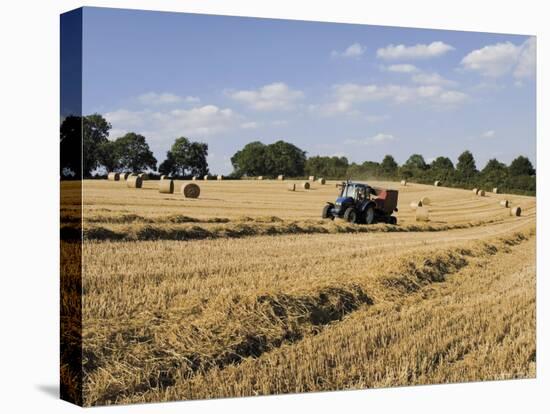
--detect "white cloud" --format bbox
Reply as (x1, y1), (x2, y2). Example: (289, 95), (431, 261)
(411, 72), (457, 86)
(331, 43), (366, 58)
(319, 82), (467, 114)
(438, 90), (468, 104)
(345, 133), (395, 146)
(481, 130), (496, 138)
(461, 37), (535, 79)
(228, 82), (304, 111)
(461, 42), (519, 77)
(377, 41), (454, 60)
(105, 104), (239, 144)
(240, 121), (259, 129)
(184, 96), (201, 104)
(514, 37), (536, 79)
(386, 64), (419, 73)
(366, 114), (390, 123)
(136, 92), (201, 106)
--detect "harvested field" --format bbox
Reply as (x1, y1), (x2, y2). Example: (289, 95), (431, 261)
(62, 179), (536, 406)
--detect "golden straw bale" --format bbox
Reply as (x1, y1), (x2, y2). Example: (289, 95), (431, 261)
(409, 200), (423, 210)
(400, 180), (407, 186)
(278, 174), (285, 180)
(420, 196), (431, 205)
(493, 187), (499, 194)
(287, 183), (295, 191)
(204, 175), (209, 180)
(258, 176), (263, 180)
(478, 189), (485, 197)
(434, 180), (441, 186)
(217, 175), (223, 180)
(302, 182), (310, 190)
(500, 200), (510, 208)
(158, 179), (174, 194)
(473, 188), (479, 195)
(126, 175), (142, 188)
(107, 172), (120, 181)
(138, 173), (149, 180)
(182, 183), (200, 198)
(308, 175), (315, 181)
(415, 206), (430, 222)
(510, 206), (522, 216)
(318, 178), (326, 185)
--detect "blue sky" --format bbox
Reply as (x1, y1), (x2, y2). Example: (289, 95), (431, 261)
(81, 7), (536, 174)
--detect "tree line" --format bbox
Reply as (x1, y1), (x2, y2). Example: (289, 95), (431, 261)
(60, 114), (209, 178)
(230, 141), (535, 196)
(61, 113), (535, 195)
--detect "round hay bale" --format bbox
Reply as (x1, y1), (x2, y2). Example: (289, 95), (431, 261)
(160, 175), (167, 180)
(257, 176), (263, 180)
(499, 200), (510, 208)
(191, 176), (197, 181)
(204, 175), (209, 180)
(415, 206), (430, 222)
(472, 188), (479, 195)
(138, 173), (149, 181)
(182, 183), (200, 198)
(308, 175), (315, 181)
(434, 180), (441, 187)
(158, 179), (174, 194)
(126, 175), (142, 188)
(302, 182), (310, 190)
(510, 206), (522, 217)
(217, 175), (223, 180)
(120, 172), (129, 180)
(478, 189), (485, 197)
(278, 174), (285, 181)
(107, 172), (120, 181)
(318, 178), (326, 185)
(420, 196), (431, 206)
(493, 187), (499, 194)
(400, 180), (407, 186)
(409, 200), (423, 210)
(287, 183), (296, 191)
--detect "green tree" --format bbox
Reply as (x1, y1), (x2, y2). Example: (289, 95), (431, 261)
(114, 133), (157, 172)
(305, 156), (349, 178)
(430, 156), (454, 181)
(60, 115), (82, 178)
(169, 137), (209, 176)
(404, 154), (428, 171)
(97, 140), (120, 173)
(431, 156), (454, 171)
(380, 155), (398, 176)
(481, 158), (508, 185)
(230, 141), (268, 176)
(83, 114), (111, 176)
(509, 156), (535, 176)
(158, 151), (176, 176)
(264, 140), (307, 177)
(456, 150), (478, 181)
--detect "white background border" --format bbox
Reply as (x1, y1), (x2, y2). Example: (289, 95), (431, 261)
(0, 1), (546, 412)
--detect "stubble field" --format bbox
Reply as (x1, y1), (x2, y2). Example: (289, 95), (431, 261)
(61, 178), (536, 406)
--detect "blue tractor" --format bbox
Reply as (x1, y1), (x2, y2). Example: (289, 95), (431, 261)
(322, 181), (399, 224)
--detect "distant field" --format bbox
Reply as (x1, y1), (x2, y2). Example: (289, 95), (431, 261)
(61, 179), (536, 406)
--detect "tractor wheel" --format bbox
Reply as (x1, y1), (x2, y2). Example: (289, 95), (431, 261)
(365, 206), (375, 224)
(388, 216), (397, 225)
(322, 204), (332, 220)
(343, 207), (358, 224)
